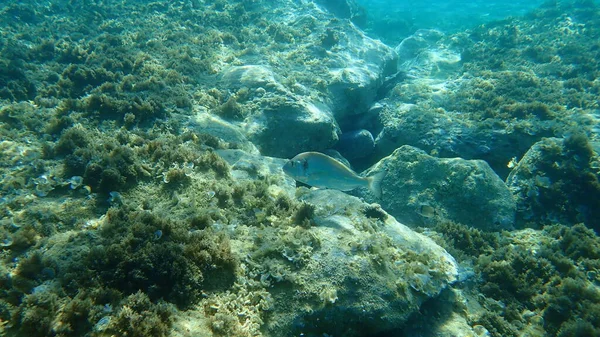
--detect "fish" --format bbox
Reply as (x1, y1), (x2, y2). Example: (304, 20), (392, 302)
(418, 204), (436, 218)
(282, 152), (386, 198)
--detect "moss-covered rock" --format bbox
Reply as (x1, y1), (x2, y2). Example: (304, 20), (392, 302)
(507, 135), (600, 230)
(365, 145), (516, 231)
(375, 1), (600, 178)
(4, 202), (237, 335)
(0, 59), (37, 101)
(426, 220), (500, 261)
(110, 291), (174, 337)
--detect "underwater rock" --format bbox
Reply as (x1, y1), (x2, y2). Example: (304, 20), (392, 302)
(374, 30), (488, 166)
(216, 148), (292, 185)
(395, 29), (461, 79)
(372, 15), (600, 180)
(326, 33), (398, 121)
(215, 66), (342, 158)
(313, 0), (366, 27)
(221, 65), (285, 92)
(187, 149), (458, 336)
(335, 129), (375, 160)
(190, 113), (259, 154)
(373, 102), (556, 179)
(214, 65), (343, 158)
(506, 136), (600, 230)
(365, 145), (516, 231)
(258, 188), (457, 336)
(374, 28), (565, 178)
(248, 97), (340, 158)
(401, 287), (490, 337)
(396, 29), (443, 60)
(374, 105), (470, 163)
(200, 5), (399, 159)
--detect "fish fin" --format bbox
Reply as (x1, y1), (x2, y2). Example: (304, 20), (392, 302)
(367, 170), (386, 199)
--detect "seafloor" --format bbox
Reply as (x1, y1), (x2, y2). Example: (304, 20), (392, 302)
(1, 0), (600, 337)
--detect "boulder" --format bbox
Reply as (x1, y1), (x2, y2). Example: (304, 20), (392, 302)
(335, 129), (375, 160)
(220, 65), (286, 93)
(373, 102), (557, 179)
(246, 96), (340, 158)
(365, 145), (516, 231)
(506, 136), (600, 230)
(212, 65), (341, 158)
(326, 30), (398, 121)
(190, 112), (259, 154)
(201, 9), (398, 159)
(395, 29), (461, 79)
(373, 28), (573, 179)
(210, 149), (459, 337)
(313, 0), (367, 27)
(374, 105), (470, 161)
(262, 189), (457, 336)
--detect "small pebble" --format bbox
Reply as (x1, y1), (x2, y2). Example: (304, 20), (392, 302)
(108, 191), (123, 205)
(0, 236), (13, 247)
(94, 316), (111, 331)
(69, 176), (84, 189)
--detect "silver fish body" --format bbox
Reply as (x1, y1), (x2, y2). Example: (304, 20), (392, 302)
(282, 152), (385, 198)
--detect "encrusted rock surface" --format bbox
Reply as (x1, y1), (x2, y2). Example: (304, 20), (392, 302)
(365, 145), (516, 231)
(195, 3), (397, 158)
(335, 128), (375, 160)
(506, 136), (600, 230)
(211, 149), (458, 337)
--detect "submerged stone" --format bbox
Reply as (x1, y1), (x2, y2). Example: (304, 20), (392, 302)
(94, 316), (111, 331)
(506, 137), (600, 229)
(364, 145), (516, 231)
(255, 188), (457, 336)
(335, 129), (375, 160)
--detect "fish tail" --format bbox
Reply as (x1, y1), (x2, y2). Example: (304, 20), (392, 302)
(367, 170), (386, 199)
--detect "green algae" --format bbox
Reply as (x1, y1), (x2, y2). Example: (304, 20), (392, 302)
(83, 207), (237, 307)
(1, 201), (238, 336)
(424, 220), (499, 261)
(0, 115), (318, 337)
(428, 221), (600, 337)
(292, 201), (316, 227)
(0, 0), (599, 336)
(379, 1), (600, 179)
(0, 100), (254, 337)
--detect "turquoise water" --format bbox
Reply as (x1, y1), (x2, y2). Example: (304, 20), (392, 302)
(1, 1), (600, 336)
(359, 0), (548, 43)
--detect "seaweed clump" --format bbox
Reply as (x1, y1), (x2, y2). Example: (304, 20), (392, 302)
(293, 201), (316, 227)
(53, 125), (230, 194)
(55, 125), (148, 193)
(80, 207), (238, 308)
(427, 220), (600, 337)
(428, 220), (499, 261)
(0, 59), (37, 101)
(464, 223), (600, 337)
(110, 291), (174, 337)
(3, 205), (237, 337)
(363, 203), (388, 221)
